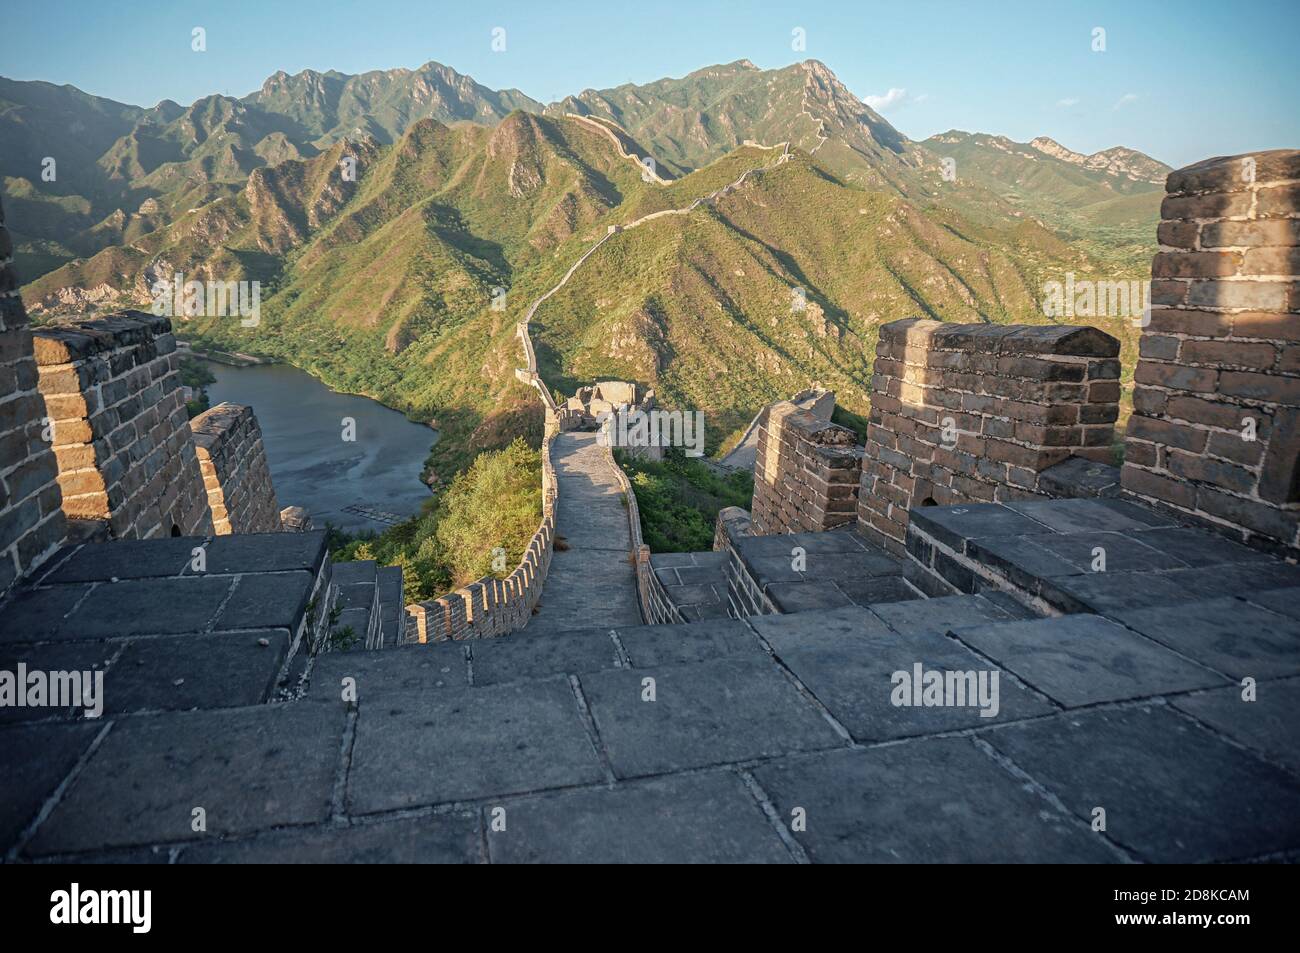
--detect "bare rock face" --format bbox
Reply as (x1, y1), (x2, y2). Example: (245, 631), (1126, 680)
(1030, 136), (1168, 184)
(607, 306), (667, 376)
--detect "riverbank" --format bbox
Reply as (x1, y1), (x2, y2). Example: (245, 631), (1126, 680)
(203, 361), (438, 534)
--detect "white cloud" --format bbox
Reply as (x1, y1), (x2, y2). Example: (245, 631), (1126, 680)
(1113, 93), (1138, 110)
(1056, 97), (1079, 107)
(864, 87), (908, 111)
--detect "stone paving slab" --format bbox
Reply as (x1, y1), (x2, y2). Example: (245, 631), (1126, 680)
(1172, 677), (1300, 776)
(487, 772), (793, 864)
(1161, 562), (1300, 600)
(337, 582), (376, 610)
(1, 721), (102, 851)
(65, 577), (236, 639)
(377, 566), (403, 619)
(752, 738), (1117, 863)
(1247, 587), (1300, 620)
(751, 606), (1053, 741)
(766, 581), (854, 613)
(869, 593), (1020, 636)
(40, 538), (196, 584)
(1043, 570), (1198, 614)
(580, 656), (843, 777)
(662, 582), (722, 606)
(331, 560), (376, 586)
(184, 531), (328, 576)
(735, 530), (870, 560)
(1127, 527), (1277, 568)
(347, 677), (605, 812)
(679, 601), (732, 621)
(1108, 598), (1300, 680)
(0, 642), (116, 723)
(952, 615), (1227, 708)
(673, 565), (727, 586)
(103, 629), (290, 714)
(649, 553), (697, 569)
(469, 627), (622, 685)
(982, 704), (1300, 862)
(213, 570), (315, 631)
(613, 619), (760, 667)
(740, 554), (806, 586)
(308, 643), (467, 701)
(335, 608), (371, 648)
(908, 504), (1052, 552)
(1001, 498), (1168, 535)
(1028, 531), (1187, 573)
(0, 584), (93, 643)
(26, 702), (345, 856)
(829, 575), (917, 607)
(965, 535), (1082, 595)
(179, 814), (481, 864)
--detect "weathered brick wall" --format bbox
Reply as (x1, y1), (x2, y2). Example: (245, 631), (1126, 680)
(0, 197), (66, 595)
(751, 401), (863, 535)
(1124, 149), (1300, 559)
(191, 402), (282, 534)
(32, 311), (213, 539)
(859, 318), (1121, 553)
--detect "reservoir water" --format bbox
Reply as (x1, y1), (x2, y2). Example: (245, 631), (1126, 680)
(204, 361), (436, 533)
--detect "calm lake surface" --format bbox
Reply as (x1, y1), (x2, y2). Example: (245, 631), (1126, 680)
(205, 362), (435, 533)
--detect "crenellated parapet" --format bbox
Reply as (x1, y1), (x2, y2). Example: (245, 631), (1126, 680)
(0, 197), (67, 595)
(1124, 149), (1300, 559)
(31, 311), (214, 539)
(191, 402), (283, 534)
(858, 318), (1121, 553)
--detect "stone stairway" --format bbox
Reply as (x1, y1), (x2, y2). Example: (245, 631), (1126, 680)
(330, 560), (404, 650)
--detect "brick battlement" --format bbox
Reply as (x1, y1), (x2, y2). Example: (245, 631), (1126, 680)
(1125, 149), (1300, 559)
(0, 197), (66, 595)
(858, 318), (1121, 552)
(32, 310), (213, 539)
(751, 402), (862, 536)
(191, 402), (283, 534)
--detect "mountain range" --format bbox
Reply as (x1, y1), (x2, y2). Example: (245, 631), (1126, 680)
(1, 59), (1168, 477)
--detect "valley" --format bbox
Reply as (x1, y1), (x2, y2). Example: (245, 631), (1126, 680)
(3, 58), (1165, 480)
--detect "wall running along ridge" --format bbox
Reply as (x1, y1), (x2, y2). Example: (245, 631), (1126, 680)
(404, 322), (559, 641)
(190, 401), (283, 534)
(858, 318), (1121, 553)
(0, 196), (66, 596)
(1124, 149), (1300, 559)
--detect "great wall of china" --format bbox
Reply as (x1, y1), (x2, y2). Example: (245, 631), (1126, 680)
(3, 137), (1299, 863)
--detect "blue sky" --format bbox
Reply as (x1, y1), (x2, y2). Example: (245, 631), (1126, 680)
(7, 0), (1297, 168)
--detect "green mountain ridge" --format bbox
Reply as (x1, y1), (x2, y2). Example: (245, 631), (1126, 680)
(9, 59), (1157, 480)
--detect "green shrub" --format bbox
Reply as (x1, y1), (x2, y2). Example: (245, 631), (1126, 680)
(615, 447), (752, 552)
(331, 437), (541, 601)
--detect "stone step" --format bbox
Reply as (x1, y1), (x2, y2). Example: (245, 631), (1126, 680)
(376, 565), (403, 649)
(330, 560), (379, 651)
(304, 617), (768, 698)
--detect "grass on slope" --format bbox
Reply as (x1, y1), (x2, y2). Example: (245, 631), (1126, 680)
(332, 437), (542, 601)
(615, 447), (753, 552)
